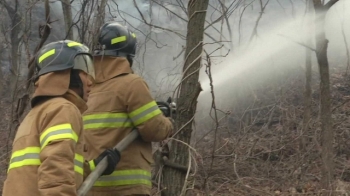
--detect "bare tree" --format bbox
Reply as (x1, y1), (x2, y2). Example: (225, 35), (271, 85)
(249, 0), (271, 43)
(7, 0), (52, 145)
(301, 0), (313, 153)
(91, 0), (107, 51)
(339, 2), (350, 75)
(312, 0), (339, 191)
(162, 1), (209, 196)
(61, 0), (73, 39)
(0, 0), (22, 79)
(76, 0), (93, 44)
(0, 61), (3, 94)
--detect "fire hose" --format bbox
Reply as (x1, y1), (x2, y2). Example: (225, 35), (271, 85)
(77, 98), (175, 195)
(77, 129), (139, 196)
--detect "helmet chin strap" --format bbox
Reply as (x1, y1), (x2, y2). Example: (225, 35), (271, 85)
(127, 55), (133, 67)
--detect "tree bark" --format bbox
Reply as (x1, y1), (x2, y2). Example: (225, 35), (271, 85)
(0, 0), (23, 100)
(312, 0), (339, 191)
(162, 1), (209, 196)
(0, 59), (3, 94)
(0, 0), (22, 77)
(302, 0), (314, 152)
(91, 0), (107, 51)
(341, 8), (350, 75)
(78, 0), (88, 43)
(61, 0), (73, 39)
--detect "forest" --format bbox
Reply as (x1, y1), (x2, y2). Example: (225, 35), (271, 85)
(1, 0), (350, 195)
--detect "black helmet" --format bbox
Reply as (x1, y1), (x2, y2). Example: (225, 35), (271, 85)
(94, 22), (137, 60)
(35, 40), (95, 80)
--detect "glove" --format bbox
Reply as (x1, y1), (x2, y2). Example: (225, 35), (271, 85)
(157, 101), (171, 117)
(93, 149), (121, 176)
(169, 102), (177, 119)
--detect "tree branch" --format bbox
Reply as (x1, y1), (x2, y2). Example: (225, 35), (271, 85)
(278, 34), (316, 52)
(324, 0), (339, 10)
(162, 156), (189, 173)
(133, 0), (185, 39)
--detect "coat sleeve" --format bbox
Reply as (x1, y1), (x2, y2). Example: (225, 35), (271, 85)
(125, 77), (173, 142)
(37, 103), (82, 196)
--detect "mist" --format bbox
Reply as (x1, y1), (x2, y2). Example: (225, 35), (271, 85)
(48, 0), (350, 118)
(1, 0), (350, 194)
(195, 0), (350, 128)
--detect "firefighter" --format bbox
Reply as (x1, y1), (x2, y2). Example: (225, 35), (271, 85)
(2, 40), (119, 196)
(83, 22), (174, 196)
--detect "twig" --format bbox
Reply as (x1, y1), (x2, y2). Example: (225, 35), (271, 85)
(180, 149), (192, 196)
(133, 0), (185, 39)
(202, 49), (220, 189)
(162, 156), (189, 173)
(249, 0), (271, 43)
(171, 115), (195, 138)
(278, 34), (317, 52)
(242, 184), (274, 196)
(233, 154), (242, 184)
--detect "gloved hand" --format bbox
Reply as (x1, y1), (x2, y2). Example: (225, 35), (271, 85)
(157, 101), (171, 117)
(93, 149), (120, 176)
(169, 102), (177, 119)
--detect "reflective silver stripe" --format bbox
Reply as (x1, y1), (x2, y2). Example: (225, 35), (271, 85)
(84, 118), (131, 124)
(130, 105), (159, 123)
(83, 113), (133, 129)
(40, 129), (74, 146)
(98, 174), (151, 181)
(93, 170), (152, 186)
(74, 159), (84, 168)
(10, 153), (40, 164)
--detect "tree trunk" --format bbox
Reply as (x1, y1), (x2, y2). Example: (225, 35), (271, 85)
(0, 0), (21, 75)
(0, 58), (3, 94)
(162, 1), (209, 196)
(312, 0), (337, 191)
(78, 0), (90, 43)
(301, 0), (314, 152)
(10, 36), (19, 75)
(341, 10), (350, 75)
(0, 0), (22, 93)
(61, 0), (73, 39)
(91, 0), (107, 51)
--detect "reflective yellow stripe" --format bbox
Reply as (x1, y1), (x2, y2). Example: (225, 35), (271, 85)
(67, 41), (82, 47)
(111, 36), (126, 44)
(9, 147), (84, 175)
(8, 147), (41, 171)
(38, 49), (55, 63)
(74, 153), (84, 175)
(129, 101), (162, 126)
(131, 33), (136, 38)
(93, 170), (151, 187)
(83, 113), (133, 129)
(40, 123), (78, 149)
(88, 160), (96, 171)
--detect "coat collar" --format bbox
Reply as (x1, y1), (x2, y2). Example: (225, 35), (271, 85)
(31, 70), (70, 107)
(31, 70), (87, 113)
(93, 56), (133, 83)
(63, 90), (88, 114)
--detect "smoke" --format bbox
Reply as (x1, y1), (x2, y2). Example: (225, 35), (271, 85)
(43, 0), (350, 104)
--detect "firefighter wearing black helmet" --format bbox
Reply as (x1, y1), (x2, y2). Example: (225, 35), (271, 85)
(3, 40), (119, 196)
(83, 22), (174, 196)
(94, 22), (137, 65)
